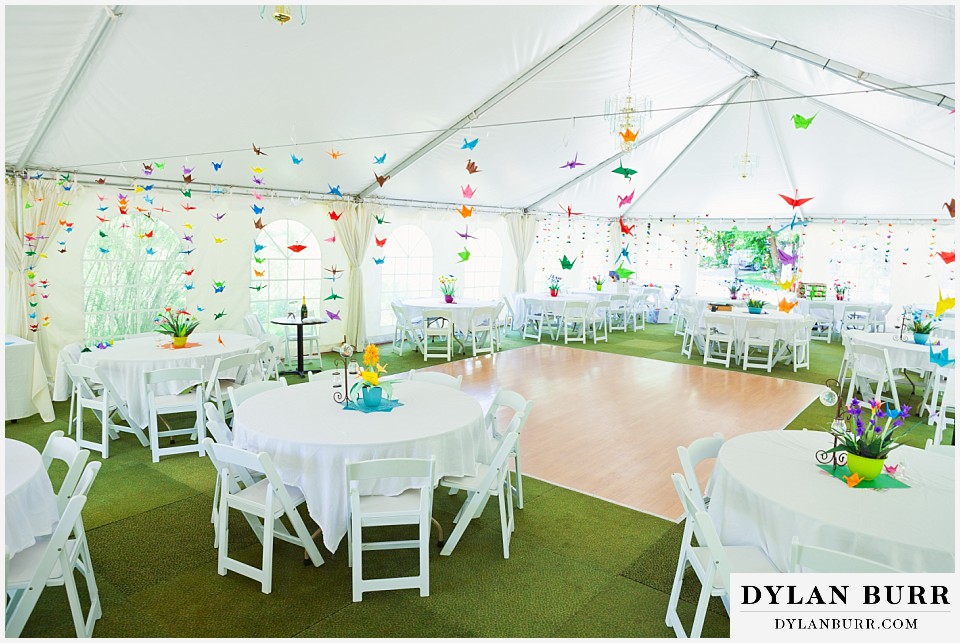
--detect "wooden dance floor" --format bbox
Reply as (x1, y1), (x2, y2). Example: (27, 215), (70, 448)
(417, 344), (823, 519)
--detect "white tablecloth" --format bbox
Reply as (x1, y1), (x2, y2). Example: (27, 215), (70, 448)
(5, 335), (54, 422)
(710, 309), (813, 344)
(5, 438), (60, 556)
(400, 297), (499, 331)
(77, 331), (258, 428)
(516, 293), (595, 328)
(796, 298), (887, 319)
(844, 331), (955, 373)
(708, 430), (955, 572)
(232, 380), (488, 553)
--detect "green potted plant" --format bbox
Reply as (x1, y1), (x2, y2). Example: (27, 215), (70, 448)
(154, 307), (200, 348)
(746, 298), (766, 314)
(910, 311), (936, 345)
(826, 398), (911, 481)
(591, 275), (605, 292)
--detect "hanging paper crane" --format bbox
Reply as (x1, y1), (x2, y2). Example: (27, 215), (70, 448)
(779, 189), (814, 209)
(560, 255), (576, 270)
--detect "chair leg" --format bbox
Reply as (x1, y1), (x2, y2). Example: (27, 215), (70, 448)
(497, 488), (510, 559)
(351, 516), (363, 602)
(419, 517), (430, 597)
(512, 453), (523, 509)
(62, 555), (87, 637)
(665, 550), (688, 634)
(261, 509), (274, 594)
(690, 572), (713, 639)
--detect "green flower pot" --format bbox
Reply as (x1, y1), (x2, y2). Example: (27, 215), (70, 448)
(845, 453), (885, 481)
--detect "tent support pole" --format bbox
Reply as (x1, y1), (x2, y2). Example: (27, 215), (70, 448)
(622, 81), (751, 216)
(356, 5), (630, 198)
(524, 76), (751, 212)
(16, 5), (122, 171)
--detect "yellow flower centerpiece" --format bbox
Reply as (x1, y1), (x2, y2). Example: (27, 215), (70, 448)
(350, 344), (393, 408)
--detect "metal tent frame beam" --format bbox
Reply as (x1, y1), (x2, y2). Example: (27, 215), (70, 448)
(15, 6), (122, 171)
(653, 6), (955, 111)
(356, 4), (629, 198)
(524, 76), (751, 212)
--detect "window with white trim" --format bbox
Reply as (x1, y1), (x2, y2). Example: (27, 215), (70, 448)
(379, 224), (433, 326)
(462, 228), (502, 301)
(533, 217), (611, 293)
(250, 220), (324, 342)
(83, 215), (184, 342)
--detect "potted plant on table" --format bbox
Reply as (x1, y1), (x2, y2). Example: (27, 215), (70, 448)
(439, 275), (457, 304)
(746, 298), (766, 314)
(910, 311), (937, 345)
(826, 398), (911, 481)
(548, 274), (562, 297)
(724, 278), (744, 301)
(833, 280), (851, 301)
(155, 307), (199, 348)
(350, 344), (394, 408)
(591, 275), (605, 292)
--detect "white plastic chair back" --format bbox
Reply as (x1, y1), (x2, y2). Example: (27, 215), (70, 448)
(421, 309), (453, 360)
(41, 430), (90, 512)
(676, 432), (724, 513)
(408, 371), (463, 389)
(228, 377), (288, 410)
(204, 401), (234, 445)
(790, 536), (900, 572)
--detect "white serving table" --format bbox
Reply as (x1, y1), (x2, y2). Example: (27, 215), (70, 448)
(232, 379), (488, 553)
(708, 430), (955, 572)
(844, 330), (956, 373)
(5, 335), (55, 422)
(5, 438), (60, 556)
(77, 331), (258, 428)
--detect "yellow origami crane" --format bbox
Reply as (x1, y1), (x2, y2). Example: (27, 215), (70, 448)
(778, 298), (799, 313)
(778, 275), (796, 290)
(843, 472), (865, 487)
(936, 289), (955, 318)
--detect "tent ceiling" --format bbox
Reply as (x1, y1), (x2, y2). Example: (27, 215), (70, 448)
(4, 4), (955, 219)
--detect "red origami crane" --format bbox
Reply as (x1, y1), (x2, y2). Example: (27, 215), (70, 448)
(288, 244), (307, 253)
(937, 251), (955, 264)
(328, 210), (342, 221)
(619, 217), (635, 236)
(779, 189), (814, 209)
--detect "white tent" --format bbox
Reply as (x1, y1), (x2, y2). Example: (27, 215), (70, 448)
(4, 4), (955, 373)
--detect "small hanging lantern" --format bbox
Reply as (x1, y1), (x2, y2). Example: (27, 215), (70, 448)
(260, 5), (306, 26)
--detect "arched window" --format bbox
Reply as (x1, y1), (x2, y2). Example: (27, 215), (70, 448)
(462, 228), (503, 300)
(83, 215), (183, 342)
(379, 224), (433, 326)
(250, 220), (323, 340)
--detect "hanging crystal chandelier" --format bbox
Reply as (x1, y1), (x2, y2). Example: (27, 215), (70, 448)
(604, 6), (652, 152)
(260, 5), (305, 26)
(734, 80), (760, 178)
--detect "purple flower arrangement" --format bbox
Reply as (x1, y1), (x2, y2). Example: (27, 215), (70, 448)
(827, 398), (912, 460)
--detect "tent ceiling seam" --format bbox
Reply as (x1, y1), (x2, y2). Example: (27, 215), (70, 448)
(15, 5), (123, 171)
(756, 80), (801, 209)
(354, 4), (630, 198)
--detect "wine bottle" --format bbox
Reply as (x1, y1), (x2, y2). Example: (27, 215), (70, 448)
(300, 295), (308, 320)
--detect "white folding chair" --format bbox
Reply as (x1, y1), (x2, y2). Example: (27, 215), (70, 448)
(591, 300), (609, 343)
(562, 301), (589, 344)
(501, 295), (517, 337)
(307, 371), (338, 384)
(391, 302), (423, 357)
(346, 458), (436, 602)
(491, 300), (507, 350)
(702, 313), (736, 368)
(253, 340), (281, 382)
(145, 366), (206, 462)
(467, 306), (496, 356)
(867, 304), (892, 333)
(65, 363), (149, 459)
(439, 431), (519, 558)
(55, 342), (88, 435)
(932, 368), (955, 447)
(790, 536), (900, 572)
(202, 438), (324, 594)
(843, 304), (871, 331)
(522, 299), (546, 342)
(283, 322), (321, 364)
(741, 318), (778, 373)
(676, 432), (724, 513)
(608, 295), (630, 332)
(924, 439), (955, 456)
(40, 430), (90, 513)
(227, 378), (288, 412)
(790, 323), (812, 372)
(483, 389), (534, 509)
(845, 343), (904, 410)
(6, 461), (103, 639)
(407, 370), (463, 389)
(244, 314), (284, 364)
(204, 353), (262, 417)
(665, 473), (777, 639)
(673, 297), (690, 337)
(808, 301), (836, 343)
(630, 292), (652, 331)
(421, 310), (453, 361)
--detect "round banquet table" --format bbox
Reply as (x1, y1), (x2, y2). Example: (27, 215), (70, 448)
(400, 297), (499, 332)
(708, 430), (955, 573)
(78, 331), (259, 428)
(796, 298), (886, 319)
(516, 293), (595, 329)
(232, 380), (489, 553)
(711, 309), (813, 347)
(844, 330), (956, 373)
(5, 438), (60, 557)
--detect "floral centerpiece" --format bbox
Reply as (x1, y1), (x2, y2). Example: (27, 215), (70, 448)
(826, 398), (911, 480)
(833, 280), (851, 301)
(349, 344), (393, 408)
(723, 278), (744, 300)
(548, 274), (562, 297)
(154, 307), (200, 348)
(746, 298), (766, 314)
(591, 275), (605, 291)
(910, 310), (937, 345)
(439, 275), (457, 303)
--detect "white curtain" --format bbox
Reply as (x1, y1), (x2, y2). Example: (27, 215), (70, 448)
(506, 212), (537, 293)
(5, 178), (27, 338)
(335, 201), (375, 348)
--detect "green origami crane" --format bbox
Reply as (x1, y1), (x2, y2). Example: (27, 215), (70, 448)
(611, 161), (637, 181)
(181, 188), (192, 198)
(325, 289), (344, 301)
(249, 284), (265, 291)
(791, 113), (817, 129)
(99, 230), (108, 237)
(457, 247), (471, 263)
(155, 162), (165, 170)
(214, 310), (227, 320)
(254, 256), (265, 264)
(560, 254), (576, 270)
(374, 213), (390, 225)
(614, 264), (635, 280)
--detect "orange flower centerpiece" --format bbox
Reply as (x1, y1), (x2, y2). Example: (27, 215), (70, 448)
(154, 307), (199, 348)
(350, 343), (393, 408)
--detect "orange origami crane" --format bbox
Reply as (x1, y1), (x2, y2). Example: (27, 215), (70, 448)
(843, 472), (865, 487)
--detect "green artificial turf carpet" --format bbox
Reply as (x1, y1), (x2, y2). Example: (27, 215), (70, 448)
(7, 320), (947, 637)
